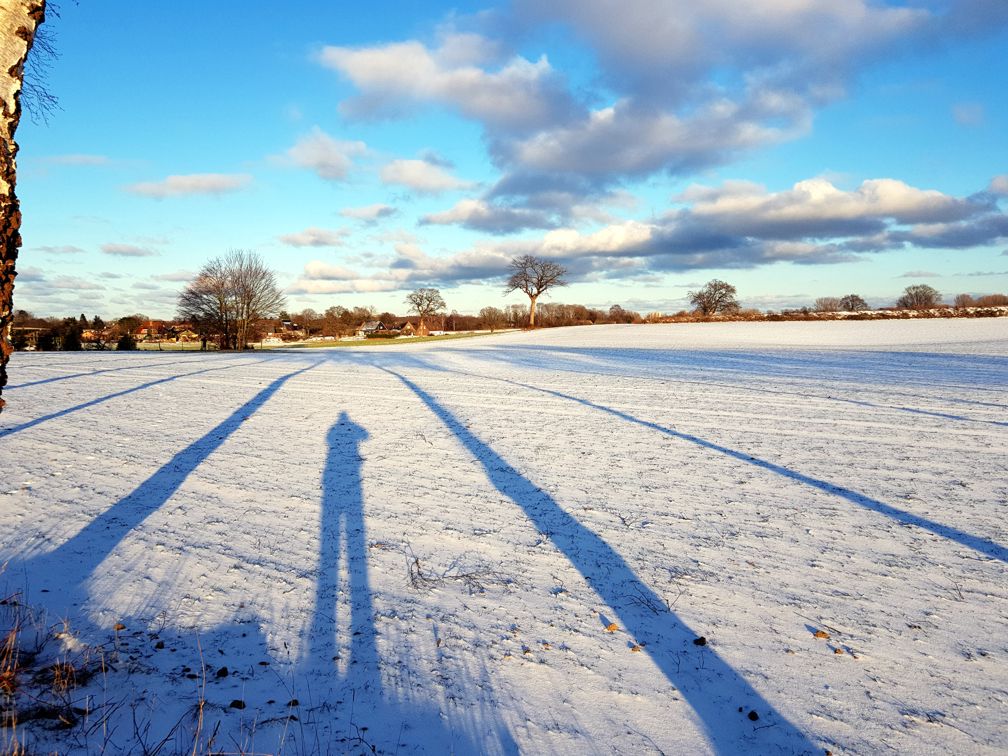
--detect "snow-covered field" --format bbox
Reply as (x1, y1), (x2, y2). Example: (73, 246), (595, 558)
(1, 320), (1006, 755)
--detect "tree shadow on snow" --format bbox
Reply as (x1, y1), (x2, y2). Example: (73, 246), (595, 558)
(380, 367), (818, 755)
(473, 372), (1008, 566)
(5, 356), (207, 390)
(0, 363), (327, 751)
(6, 364), (316, 619)
(0, 358), (274, 438)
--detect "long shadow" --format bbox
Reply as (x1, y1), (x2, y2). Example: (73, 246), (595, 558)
(15, 364), (316, 617)
(382, 368), (817, 754)
(478, 344), (1008, 396)
(6, 357), (205, 390)
(480, 372), (1008, 565)
(293, 412), (506, 753)
(0, 359), (272, 438)
(469, 345), (1008, 415)
(307, 412), (379, 679)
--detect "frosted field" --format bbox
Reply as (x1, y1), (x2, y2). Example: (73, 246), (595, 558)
(1, 319), (1006, 755)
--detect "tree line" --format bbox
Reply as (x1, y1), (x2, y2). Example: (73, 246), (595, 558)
(13, 255), (1008, 352)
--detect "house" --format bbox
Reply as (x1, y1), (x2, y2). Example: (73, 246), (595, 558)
(393, 321), (416, 336)
(356, 321), (387, 337)
(134, 321), (166, 341)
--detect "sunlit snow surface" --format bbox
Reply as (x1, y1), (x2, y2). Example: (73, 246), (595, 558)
(2, 320), (1006, 754)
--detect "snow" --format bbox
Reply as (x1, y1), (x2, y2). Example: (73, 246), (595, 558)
(1, 319), (1006, 754)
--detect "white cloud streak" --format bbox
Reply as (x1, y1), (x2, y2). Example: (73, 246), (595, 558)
(100, 243), (159, 257)
(278, 227), (351, 247)
(126, 173), (252, 198)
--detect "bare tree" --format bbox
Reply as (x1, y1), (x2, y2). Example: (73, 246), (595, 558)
(688, 279), (739, 316)
(178, 250), (285, 350)
(953, 293), (974, 309)
(814, 296), (841, 313)
(405, 287), (445, 333)
(1, 0), (48, 412)
(504, 254), (568, 327)
(230, 250), (285, 349)
(478, 306), (506, 332)
(839, 293), (869, 312)
(896, 284), (941, 310)
(178, 257), (234, 348)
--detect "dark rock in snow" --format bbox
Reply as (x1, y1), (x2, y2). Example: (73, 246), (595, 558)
(693, 636), (707, 646)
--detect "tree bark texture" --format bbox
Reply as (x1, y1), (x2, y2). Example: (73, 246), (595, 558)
(0, 0), (44, 412)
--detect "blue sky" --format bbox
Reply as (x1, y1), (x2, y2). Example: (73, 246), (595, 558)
(16, 0), (1008, 318)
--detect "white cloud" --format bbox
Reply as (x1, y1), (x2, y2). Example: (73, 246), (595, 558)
(677, 177), (977, 236)
(302, 261), (360, 280)
(339, 203), (397, 222)
(49, 276), (105, 291)
(42, 154), (110, 166)
(100, 243), (159, 257)
(988, 175), (1008, 196)
(952, 102), (985, 126)
(506, 96), (810, 178)
(278, 227), (350, 247)
(289, 260), (404, 294)
(512, 0), (928, 104)
(380, 159), (474, 194)
(126, 173), (252, 198)
(315, 1), (983, 199)
(319, 33), (577, 131)
(17, 267), (46, 282)
(33, 244), (86, 254)
(152, 270), (196, 282)
(421, 198), (554, 232)
(290, 173), (1008, 288)
(286, 127), (367, 180)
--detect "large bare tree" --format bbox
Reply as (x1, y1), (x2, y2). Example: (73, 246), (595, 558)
(0, 0), (47, 412)
(896, 283), (941, 310)
(688, 279), (740, 316)
(405, 287), (445, 333)
(178, 250), (285, 349)
(504, 254), (567, 327)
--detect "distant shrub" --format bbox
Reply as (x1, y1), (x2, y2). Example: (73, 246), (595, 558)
(366, 330), (399, 339)
(976, 293), (1008, 307)
(839, 294), (869, 312)
(117, 333), (137, 350)
(814, 297), (841, 312)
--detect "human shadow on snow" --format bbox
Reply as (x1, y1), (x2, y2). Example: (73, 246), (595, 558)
(287, 411), (512, 753)
(4, 364), (513, 752)
(381, 367), (819, 755)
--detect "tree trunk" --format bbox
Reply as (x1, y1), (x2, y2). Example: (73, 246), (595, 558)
(0, 0), (45, 413)
(528, 295), (538, 327)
